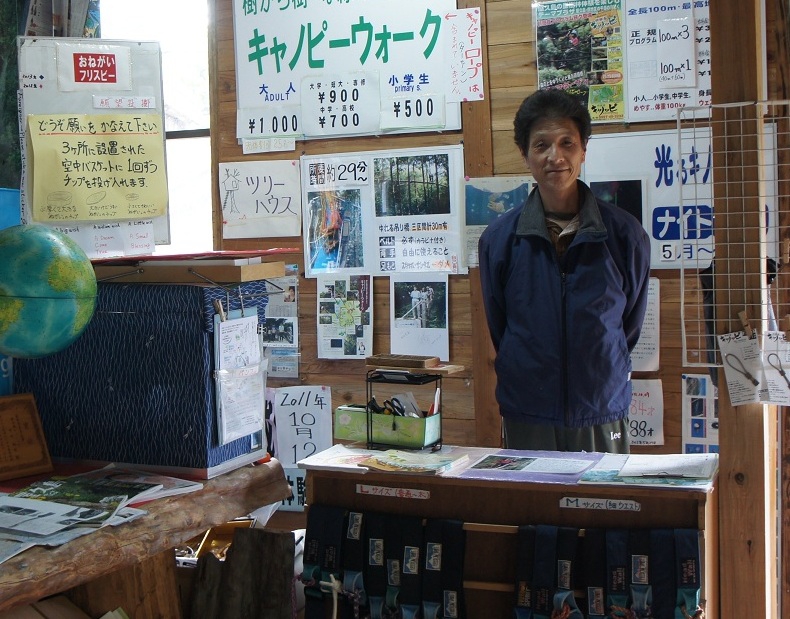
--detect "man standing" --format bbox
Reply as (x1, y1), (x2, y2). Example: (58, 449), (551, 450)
(478, 89), (651, 453)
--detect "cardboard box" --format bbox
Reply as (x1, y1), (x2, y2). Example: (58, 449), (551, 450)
(13, 281), (272, 478)
(334, 405), (441, 449)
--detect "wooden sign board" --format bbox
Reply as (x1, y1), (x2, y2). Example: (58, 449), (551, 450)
(0, 393), (53, 482)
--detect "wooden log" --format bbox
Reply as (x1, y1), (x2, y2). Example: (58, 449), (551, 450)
(0, 460), (292, 613)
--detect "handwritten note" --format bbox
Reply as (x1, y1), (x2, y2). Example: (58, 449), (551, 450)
(219, 160), (301, 239)
(656, 17), (696, 88)
(27, 113), (167, 222)
(215, 311), (264, 445)
(273, 385), (332, 467)
(629, 379), (664, 446)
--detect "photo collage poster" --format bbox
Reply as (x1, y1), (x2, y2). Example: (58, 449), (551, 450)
(316, 274), (373, 359)
(681, 373), (718, 454)
(301, 144), (465, 278)
(534, 0), (712, 123)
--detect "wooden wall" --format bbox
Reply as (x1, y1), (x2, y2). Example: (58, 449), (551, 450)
(208, 0), (709, 455)
(208, 1), (790, 616)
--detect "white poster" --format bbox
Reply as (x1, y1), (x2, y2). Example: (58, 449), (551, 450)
(631, 278), (660, 372)
(625, 0), (711, 122)
(316, 274), (373, 359)
(232, 0), (462, 140)
(219, 160), (302, 239)
(584, 128), (713, 270)
(301, 145), (465, 277)
(18, 37), (171, 252)
(628, 378), (664, 446)
(259, 275), (299, 350)
(389, 272), (450, 361)
(273, 385), (333, 467)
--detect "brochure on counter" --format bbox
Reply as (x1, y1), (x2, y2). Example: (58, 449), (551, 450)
(299, 444), (720, 492)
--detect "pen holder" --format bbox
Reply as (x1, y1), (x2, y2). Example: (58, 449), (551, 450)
(334, 405), (442, 449)
(362, 369), (442, 449)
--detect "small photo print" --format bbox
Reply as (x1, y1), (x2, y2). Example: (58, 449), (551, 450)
(392, 281), (447, 329)
(471, 455), (535, 471)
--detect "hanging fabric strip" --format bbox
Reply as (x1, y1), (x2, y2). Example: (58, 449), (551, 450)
(365, 511), (389, 619)
(553, 526), (583, 618)
(422, 518), (445, 619)
(440, 519), (466, 619)
(628, 528), (653, 618)
(302, 504), (347, 619)
(514, 525), (537, 619)
(533, 524), (558, 619)
(606, 528), (630, 618)
(340, 510), (367, 619)
(674, 528), (703, 619)
(399, 515), (425, 619)
(650, 529), (676, 619)
(582, 528), (607, 619)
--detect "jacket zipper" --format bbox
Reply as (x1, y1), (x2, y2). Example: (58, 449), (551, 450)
(561, 269), (570, 426)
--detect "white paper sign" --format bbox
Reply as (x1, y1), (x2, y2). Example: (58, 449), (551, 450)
(273, 385), (333, 467)
(625, 0), (711, 121)
(316, 274), (373, 359)
(656, 17), (696, 88)
(631, 278), (660, 372)
(232, 0), (461, 138)
(219, 160), (302, 239)
(300, 73), (381, 137)
(628, 379), (664, 446)
(301, 145), (465, 277)
(53, 220), (155, 259)
(717, 331), (762, 406)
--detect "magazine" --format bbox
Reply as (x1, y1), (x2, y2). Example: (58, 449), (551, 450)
(68, 464), (204, 503)
(359, 449), (470, 475)
(10, 476), (162, 511)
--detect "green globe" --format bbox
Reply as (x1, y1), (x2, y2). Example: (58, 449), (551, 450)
(0, 224), (97, 359)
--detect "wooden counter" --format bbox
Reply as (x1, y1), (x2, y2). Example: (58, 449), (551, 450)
(0, 459), (292, 616)
(306, 466), (719, 618)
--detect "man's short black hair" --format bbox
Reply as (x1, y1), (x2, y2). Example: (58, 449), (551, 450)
(513, 89), (592, 155)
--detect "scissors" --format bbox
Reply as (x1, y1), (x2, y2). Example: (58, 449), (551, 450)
(382, 398), (406, 416)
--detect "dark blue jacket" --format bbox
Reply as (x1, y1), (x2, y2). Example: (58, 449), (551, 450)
(478, 181), (651, 428)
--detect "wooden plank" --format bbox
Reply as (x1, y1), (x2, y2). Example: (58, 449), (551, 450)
(709, 2), (775, 618)
(93, 261), (286, 284)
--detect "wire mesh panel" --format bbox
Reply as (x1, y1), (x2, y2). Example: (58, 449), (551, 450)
(679, 101), (790, 367)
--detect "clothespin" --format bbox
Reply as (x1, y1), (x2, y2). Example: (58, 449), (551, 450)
(783, 315), (790, 341)
(738, 309), (753, 338)
(213, 298), (226, 322)
(783, 238), (790, 267)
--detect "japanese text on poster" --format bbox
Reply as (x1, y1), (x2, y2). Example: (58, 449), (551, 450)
(301, 145), (465, 277)
(628, 379), (664, 446)
(274, 385), (332, 467)
(231, 0), (463, 139)
(626, 0), (711, 121)
(535, 0), (625, 122)
(584, 128), (714, 270)
(219, 160), (302, 239)
(27, 113), (167, 222)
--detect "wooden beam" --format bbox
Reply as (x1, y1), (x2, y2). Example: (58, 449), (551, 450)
(709, 1), (777, 618)
(458, 0), (501, 447)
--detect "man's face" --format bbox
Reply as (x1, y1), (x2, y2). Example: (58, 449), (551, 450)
(523, 116), (586, 196)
